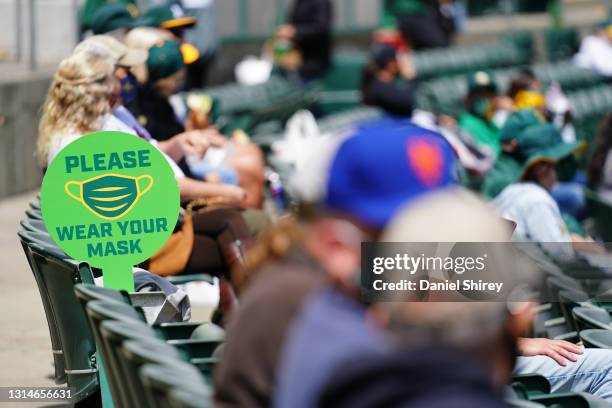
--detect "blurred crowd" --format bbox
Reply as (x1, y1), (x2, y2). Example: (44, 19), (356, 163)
(32, 0), (612, 406)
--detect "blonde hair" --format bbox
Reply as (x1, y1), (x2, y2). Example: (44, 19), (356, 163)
(37, 51), (115, 166)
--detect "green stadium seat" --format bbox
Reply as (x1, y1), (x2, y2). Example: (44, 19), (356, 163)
(212, 343), (224, 359)
(120, 338), (188, 407)
(558, 290), (591, 333)
(321, 53), (367, 91)
(585, 190), (612, 242)
(165, 274), (215, 285)
(581, 329), (612, 349)
(17, 230), (66, 385)
(25, 240), (98, 403)
(531, 391), (609, 407)
(188, 357), (218, 383)
(545, 28), (580, 62)
(511, 374), (551, 399)
(18, 227), (60, 249)
(85, 297), (222, 356)
(189, 323), (225, 341)
(29, 199), (41, 211)
(572, 307), (612, 332)
(100, 319), (167, 407)
(507, 399), (546, 408)
(168, 385), (214, 408)
(502, 31), (536, 61)
(140, 363), (212, 408)
(20, 218), (48, 233)
(25, 208), (42, 220)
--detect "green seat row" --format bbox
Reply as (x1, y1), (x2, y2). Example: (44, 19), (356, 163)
(83, 298), (221, 407)
(17, 200), (220, 406)
(322, 41), (531, 95)
(415, 61), (606, 117)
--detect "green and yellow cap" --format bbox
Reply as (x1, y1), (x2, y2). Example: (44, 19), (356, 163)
(515, 123), (586, 180)
(145, 2), (197, 30)
(147, 39), (184, 81)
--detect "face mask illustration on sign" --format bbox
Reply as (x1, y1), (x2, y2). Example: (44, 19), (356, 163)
(64, 173), (153, 220)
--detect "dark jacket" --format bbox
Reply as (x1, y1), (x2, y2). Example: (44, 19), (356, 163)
(125, 85), (183, 142)
(320, 346), (510, 408)
(288, 0), (333, 78)
(214, 249), (326, 408)
(125, 85), (193, 177)
(363, 77), (417, 117)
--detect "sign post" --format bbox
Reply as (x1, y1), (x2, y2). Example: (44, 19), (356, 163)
(40, 131), (180, 405)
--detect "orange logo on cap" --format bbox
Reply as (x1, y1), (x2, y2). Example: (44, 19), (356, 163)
(406, 137), (444, 187)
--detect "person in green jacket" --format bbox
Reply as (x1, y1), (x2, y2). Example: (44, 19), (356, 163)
(458, 70), (514, 157)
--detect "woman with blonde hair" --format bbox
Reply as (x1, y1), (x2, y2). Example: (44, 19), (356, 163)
(37, 50), (117, 167)
(36, 47), (255, 279)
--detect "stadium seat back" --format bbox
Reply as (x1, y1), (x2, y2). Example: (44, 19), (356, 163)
(585, 190), (612, 242)
(25, 208), (43, 220)
(167, 339), (222, 359)
(189, 323), (225, 341)
(139, 363), (209, 408)
(100, 319), (163, 407)
(28, 241), (98, 402)
(17, 229), (66, 384)
(558, 290), (591, 333)
(168, 385), (214, 408)
(74, 283), (130, 308)
(545, 28), (580, 62)
(188, 357), (218, 384)
(120, 338), (190, 407)
(580, 329), (612, 349)
(511, 374), (551, 398)
(20, 218), (48, 233)
(572, 306), (612, 332)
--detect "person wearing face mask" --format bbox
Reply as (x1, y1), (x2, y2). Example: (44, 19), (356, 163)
(459, 71), (514, 157)
(361, 43), (417, 117)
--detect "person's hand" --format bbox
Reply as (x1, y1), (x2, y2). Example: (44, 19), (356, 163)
(220, 185), (247, 206)
(276, 24), (296, 40)
(517, 338), (583, 366)
(396, 51), (416, 80)
(175, 131), (211, 159)
(175, 129), (227, 159)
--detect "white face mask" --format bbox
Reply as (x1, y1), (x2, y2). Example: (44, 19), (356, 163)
(492, 109), (510, 129)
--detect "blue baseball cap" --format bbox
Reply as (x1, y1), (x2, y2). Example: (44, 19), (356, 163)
(292, 119), (458, 228)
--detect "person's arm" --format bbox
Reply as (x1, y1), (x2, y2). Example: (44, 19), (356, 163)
(158, 129), (226, 163)
(177, 177), (246, 205)
(517, 338), (583, 366)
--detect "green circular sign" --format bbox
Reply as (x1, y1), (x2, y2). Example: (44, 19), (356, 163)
(41, 131), (180, 290)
